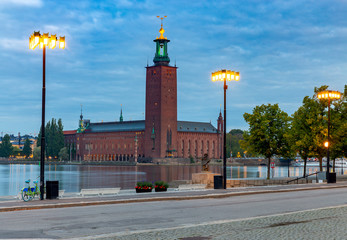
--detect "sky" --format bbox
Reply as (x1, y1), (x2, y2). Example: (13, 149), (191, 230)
(0, 0), (346, 136)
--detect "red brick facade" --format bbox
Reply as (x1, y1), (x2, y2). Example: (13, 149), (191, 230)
(67, 128), (222, 161)
(144, 65), (178, 158)
(74, 131), (145, 161)
(64, 29), (223, 162)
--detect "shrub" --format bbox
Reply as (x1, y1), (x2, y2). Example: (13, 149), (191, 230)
(135, 181), (153, 190)
(154, 181), (169, 189)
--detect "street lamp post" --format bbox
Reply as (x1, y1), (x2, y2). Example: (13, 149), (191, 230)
(211, 69), (240, 189)
(29, 31), (65, 200)
(317, 90), (341, 183)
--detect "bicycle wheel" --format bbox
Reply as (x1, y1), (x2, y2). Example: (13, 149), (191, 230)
(22, 191), (30, 202)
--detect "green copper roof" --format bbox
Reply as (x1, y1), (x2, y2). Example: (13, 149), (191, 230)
(82, 120), (217, 134)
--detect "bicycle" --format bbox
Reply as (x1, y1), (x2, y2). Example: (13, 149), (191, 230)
(21, 178), (41, 201)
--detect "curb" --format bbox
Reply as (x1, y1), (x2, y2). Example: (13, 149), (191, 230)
(1, 184), (347, 212)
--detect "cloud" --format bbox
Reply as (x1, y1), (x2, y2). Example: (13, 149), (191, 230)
(0, 0), (42, 7)
(0, 38), (28, 51)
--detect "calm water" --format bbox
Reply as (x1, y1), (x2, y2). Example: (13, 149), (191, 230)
(1, 164), (345, 196)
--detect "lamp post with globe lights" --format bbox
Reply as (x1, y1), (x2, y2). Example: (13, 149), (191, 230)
(317, 90), (341, 183)
(29, 31), (65, 200)
(211, 69), (240, 189)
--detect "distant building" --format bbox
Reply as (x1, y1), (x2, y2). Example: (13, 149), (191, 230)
(64, 23), (223, 162)
(0, 133), (37, 158)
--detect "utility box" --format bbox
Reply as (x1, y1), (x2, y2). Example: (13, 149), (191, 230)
(327, 172), (336, 184)
(46, 181), (59, 199)
(214, 175), (223, 189)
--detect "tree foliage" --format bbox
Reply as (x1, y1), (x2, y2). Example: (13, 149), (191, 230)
(330, 85), (347, 160)
(0, 134), (13, 158)
(33, 147), (41, 161)
(241, 104), (291, 179)
(289, 95), (325, 175)
(12, 146), (21, 157)
(37, 118), (64, 159)
(241, 85), (345, 178)
(290, 85), (347, 173)
(22, 138), (33, 159)
(58, 147), (69, 161)
(226, 129), (245, 158)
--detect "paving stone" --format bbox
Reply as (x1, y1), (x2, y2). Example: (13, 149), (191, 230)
(106, 206), (347, 240)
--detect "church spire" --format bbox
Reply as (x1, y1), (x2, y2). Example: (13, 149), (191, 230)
(120, 104), (123, 122)
(80, 104), (83, 121)
(77, 104), (85, 133)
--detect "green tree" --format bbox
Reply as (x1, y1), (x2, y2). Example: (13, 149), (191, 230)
(37, 118), (65, 159)
(289, 85), (345, 174)
(22, 138), (33, 159)
(33, 146), (41, 161)
(330, 85), (347, 167)
(0, 134), (13, 158)
(12, 146), (21, 157)
(58, 147), (69, 161)
(241, 104), (291, 179)
(226, 129), (245, 158)
(310, 86), (329, 170)
(289, 96), (324, 176)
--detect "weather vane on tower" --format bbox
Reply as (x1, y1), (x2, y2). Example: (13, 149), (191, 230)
(156, 15), (167, 39)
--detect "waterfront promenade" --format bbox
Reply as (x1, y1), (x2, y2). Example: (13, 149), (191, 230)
(1, 182), (347, 239)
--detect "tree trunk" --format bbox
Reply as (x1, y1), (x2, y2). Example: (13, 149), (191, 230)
(267, 157), (271, 179)
(303, 157), (307, 177)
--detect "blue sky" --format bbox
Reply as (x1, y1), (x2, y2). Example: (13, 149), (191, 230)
(0, 0), (346, 136)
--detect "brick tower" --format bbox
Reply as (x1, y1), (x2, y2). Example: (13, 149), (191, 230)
(145, 18), (177, 158)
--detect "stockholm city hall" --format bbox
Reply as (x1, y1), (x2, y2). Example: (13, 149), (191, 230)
(64, 20), (224, 162)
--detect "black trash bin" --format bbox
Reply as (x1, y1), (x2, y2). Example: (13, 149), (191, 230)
(327, 172), (336, 184)
(46, 181), (59, 199)
(214, 175), (223, 189)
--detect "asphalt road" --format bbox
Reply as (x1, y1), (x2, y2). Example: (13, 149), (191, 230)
(1, 187), (347, 239)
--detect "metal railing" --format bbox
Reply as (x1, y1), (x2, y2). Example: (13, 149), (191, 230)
(286, 172), (320, 184)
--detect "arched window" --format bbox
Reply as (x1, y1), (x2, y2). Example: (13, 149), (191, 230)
(182, 140), (184, 156)
(201, 140), (204, 155)
(212, 141), (215, 157)
(188, 140), (191, 155)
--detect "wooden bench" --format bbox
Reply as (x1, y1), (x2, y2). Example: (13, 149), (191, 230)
(178, 184), (206, 190)
(80, 188), (120, 197)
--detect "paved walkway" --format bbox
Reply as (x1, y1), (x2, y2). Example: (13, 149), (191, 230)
(82, 205), (347, 240)
(2, 182), (347, 213)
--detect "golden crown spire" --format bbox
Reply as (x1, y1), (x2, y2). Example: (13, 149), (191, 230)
(156, 15), (167, 39)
